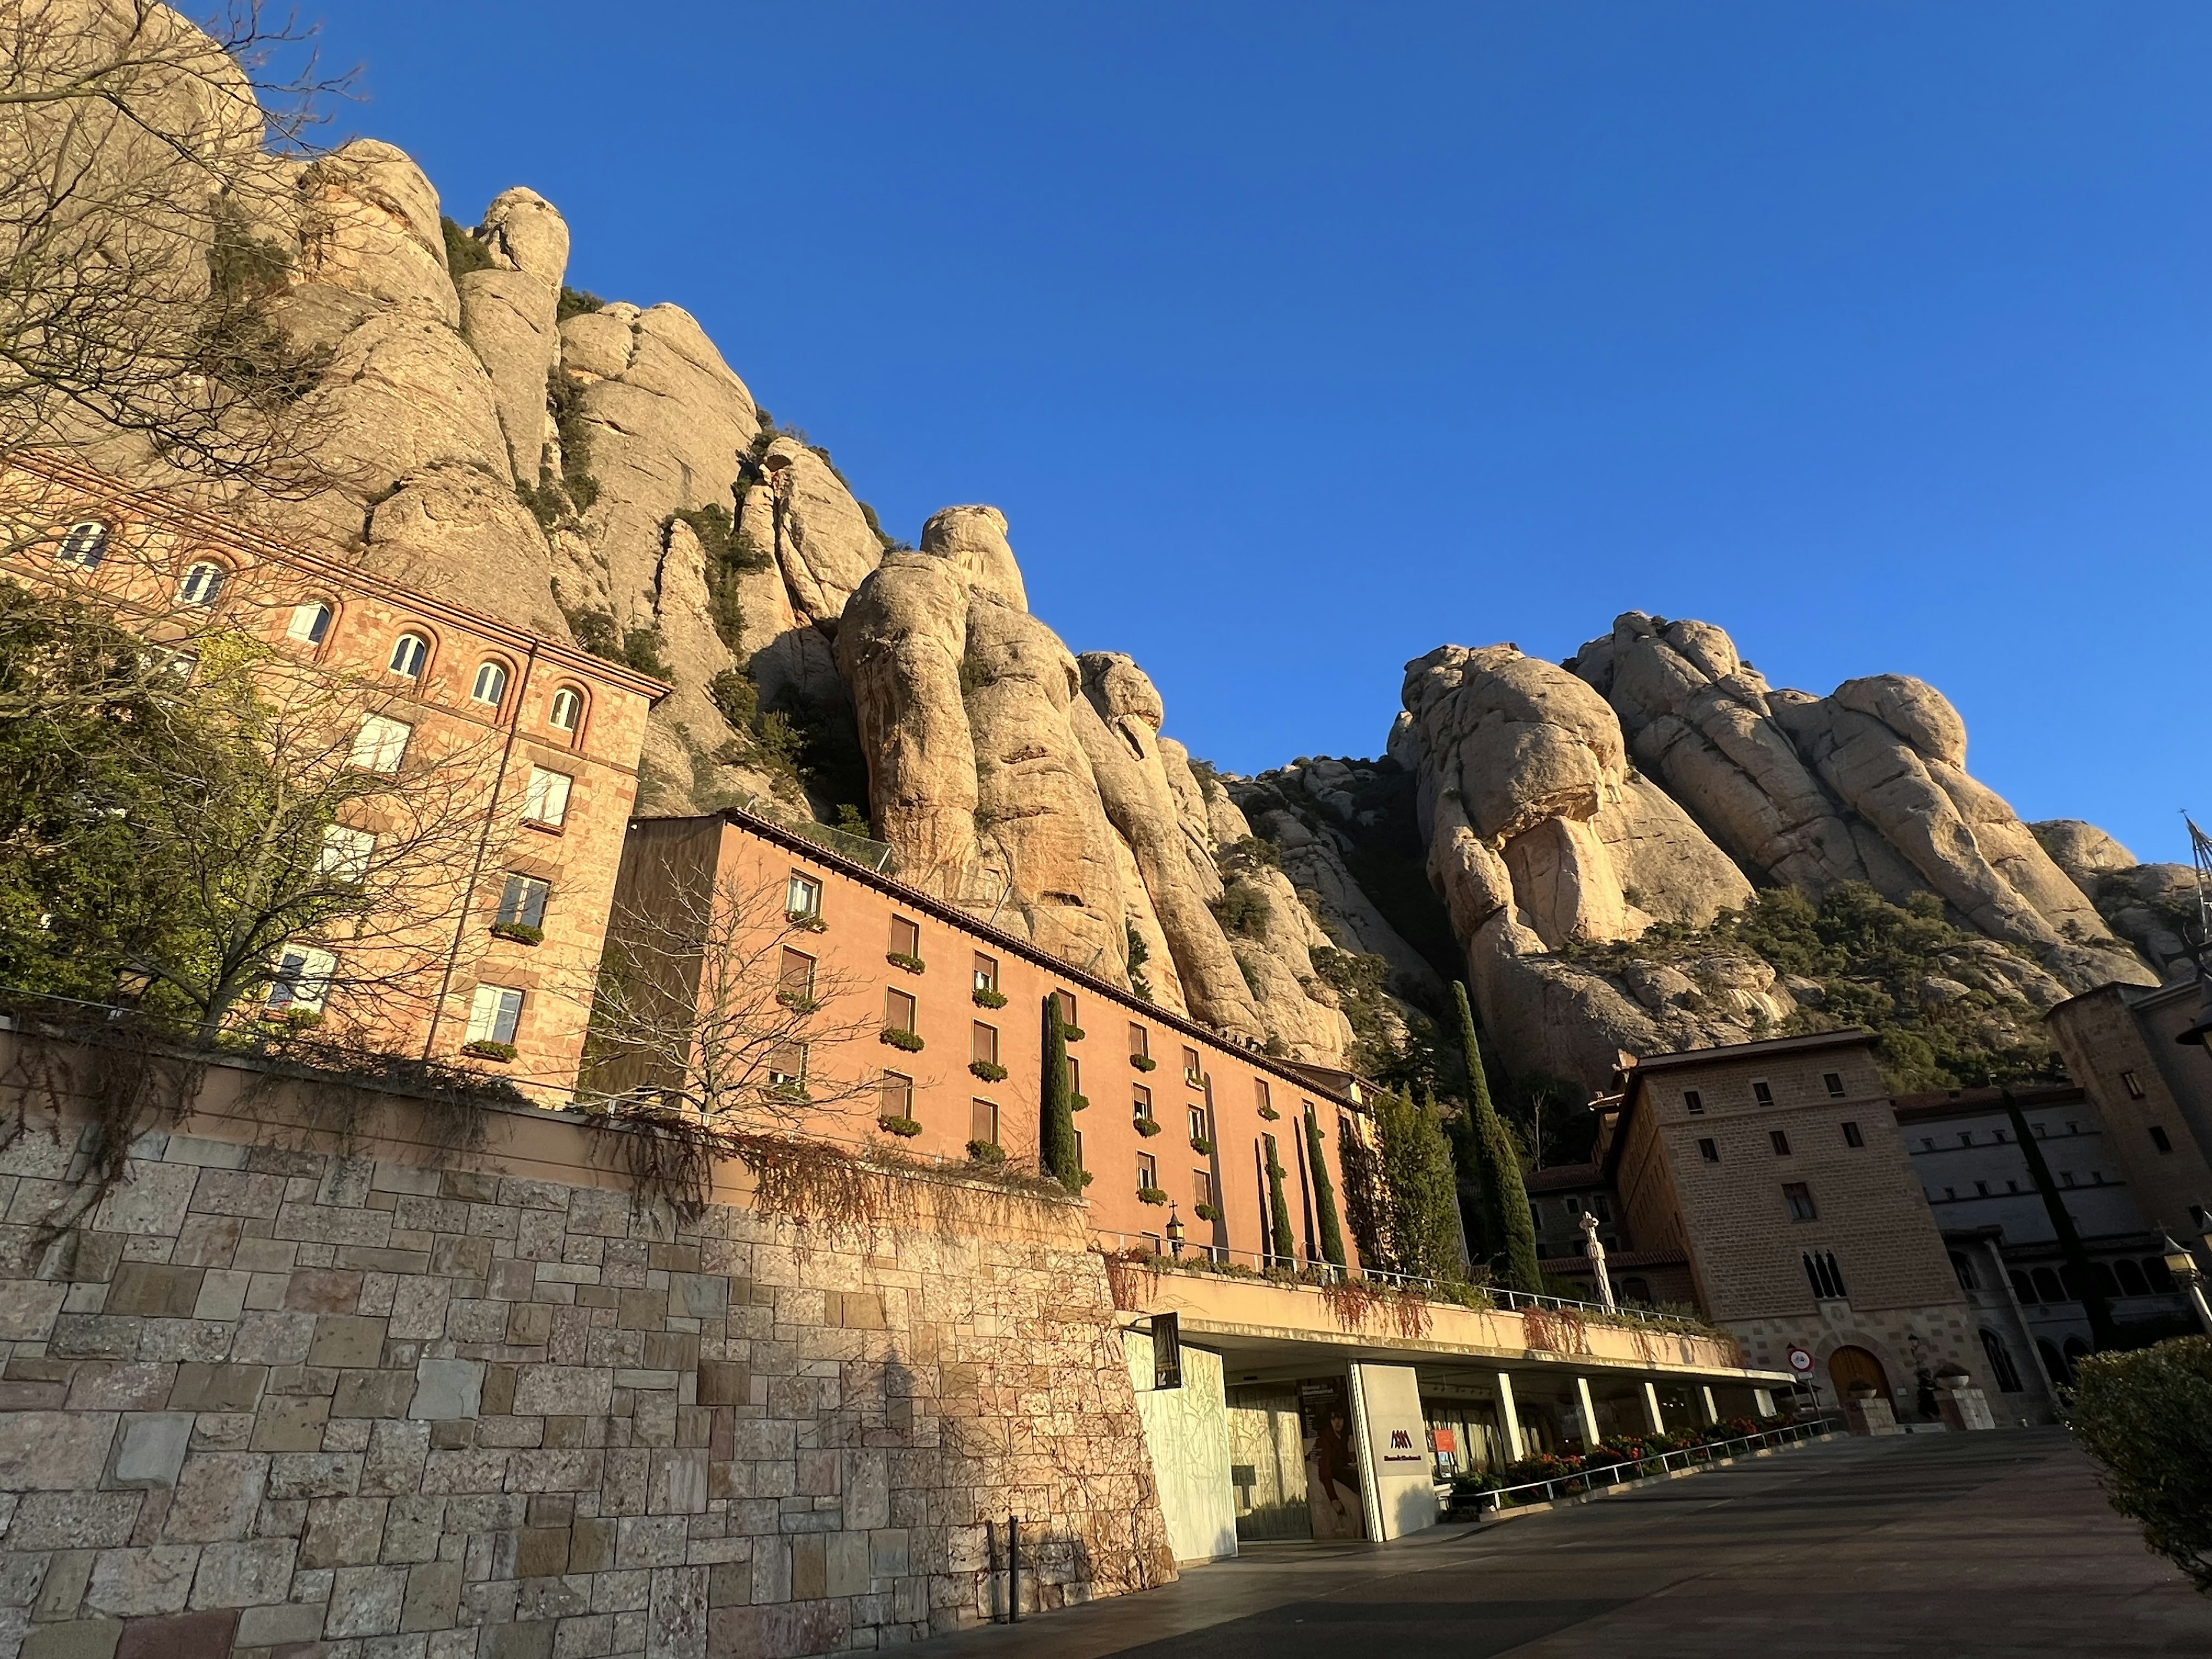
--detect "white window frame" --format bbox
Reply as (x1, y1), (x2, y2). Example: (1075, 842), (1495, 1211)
(471, 661), (509, 706)
(465, 984), (524, 1046)
(177, 560), (225, 605)
(350, 714), (412, 773)
(317, 825), (376, 883)
(786, 872), (822, 918)
(58, 520), (109, 569)
(548, 686), (583, 733)
(267, 946), (337, 1012)
(287, 601), (334, 644)
(497, 872), (551, 929)
(389, 632), (429, 677)
(523, 766), (574, 827)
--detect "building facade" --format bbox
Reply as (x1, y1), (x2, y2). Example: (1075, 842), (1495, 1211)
(1599, 1031), (1990, 1421)
(3, 454), (662, 1096)
(599, 812), (1372, 1264)
(2047, 976), (2212, 1242)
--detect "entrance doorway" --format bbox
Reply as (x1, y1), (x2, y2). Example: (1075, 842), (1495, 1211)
(1828, 1344), (1890, 1403)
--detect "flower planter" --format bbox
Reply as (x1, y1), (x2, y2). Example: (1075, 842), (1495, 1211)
(968, 1060), (1008, 1083)
(490, 922), (543, 946)
(877, 1115), (923, 1138)
(1133, 1117), (1162, 1137)
(880, 1027), (924, 1052)
(461, 1040), (516, 1062)
(886, 952), (926, 974)
(971, 987), (1007, 1009)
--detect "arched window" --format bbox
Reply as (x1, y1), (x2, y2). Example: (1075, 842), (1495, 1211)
(177, 560), (225, 605)
(287, 601), (334, 645)
(549, 686), (583, 732)
(2113, 1258), (2149, 1297)
(388, 632), (429, 677)
(2086, 1260), (2121, 1298)
(1978, 1330), (2022, 1393)
(2037, 1338), (2069, 1385)
(57, 520), (109, 569)
(470, 661), (509, 705)
(1620, 1277), (1651, 1305)
(2009, 1270), (2037, 1304)
(2031, 1267), (2064, 1304)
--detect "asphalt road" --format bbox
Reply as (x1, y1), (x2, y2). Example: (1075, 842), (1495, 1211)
(912, 1430), (2211, 1659)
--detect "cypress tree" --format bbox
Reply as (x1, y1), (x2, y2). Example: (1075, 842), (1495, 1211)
(1373, 1087), (1462, 1282)
(1263, 1133), (1297, 1266)
(1305, 1105), (1347, 1268)
(1455, 980), (1542, 1293)
(1040, 995), (1081, 1195)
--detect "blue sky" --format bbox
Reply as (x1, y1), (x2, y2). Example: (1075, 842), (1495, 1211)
(310, 1), (2210, 863)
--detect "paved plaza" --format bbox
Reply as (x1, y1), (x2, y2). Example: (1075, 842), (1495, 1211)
(917, 1430), (2212, 1658)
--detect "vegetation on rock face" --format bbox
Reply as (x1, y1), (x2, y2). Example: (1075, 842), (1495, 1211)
(2065, 1336), (2212, 1592)
(556, 286), (604, 323)
(1557, 884), (2063, 1093)
(440, 215), (493, 278)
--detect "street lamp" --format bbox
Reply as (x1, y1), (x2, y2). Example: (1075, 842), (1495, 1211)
(2159, 1230), (2212, 1336)
(1580, 1211), (1616, 1313)
(1165, 1207), (1184, 1260)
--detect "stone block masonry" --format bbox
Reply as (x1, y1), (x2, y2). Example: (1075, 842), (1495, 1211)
(0, 1049), (1176, 1659)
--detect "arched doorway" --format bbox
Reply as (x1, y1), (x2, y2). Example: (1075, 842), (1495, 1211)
(1828, 1344), (1891, 1403)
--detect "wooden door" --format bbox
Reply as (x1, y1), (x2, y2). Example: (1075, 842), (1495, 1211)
(1828, 1344), (1889, 1400)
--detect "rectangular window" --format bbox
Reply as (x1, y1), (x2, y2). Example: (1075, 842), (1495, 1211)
(885, 987), (916, 1033)
(1959, 1131), (1973, 1147)
(1130, 1022), (1150, 1062)
(779, 948), (817, 1001)
(1182, 1046), (1202, 1086)
(1073, 1129), (1084, 1174)
(970, 1098), (999, 1147)
(1255, 1077), (1271, 1115)
(1067, 1055), (1081, 1098)
(879, 1072), (913, 1119)
(267, 946), (337, 1012)
(1698, 1137), (1719, 1164)
(1783, 1181), (1817, 1222)
(1134, 1082), (1153, 1122)
(1975, 1180), (1990, 1196)
(497, 873), (551, 929)
(2122, 1069), (2145, 1100)
(888, 915), (920, 959)
(319, 825), (375, 883)
(1770, 1129), (1791, 1157)
(1683, 1089), (1704, 1115)
(1194, 1170), (1213, 1207)
(1841, 1120), (1863, 1149)
(2060, 1171), (2075, 1188)
(1752, 1079), (1774, 1107)
(971, 1022), (998, 1066)
(351, 714), (411, 773)
(972, 952), (998, 993)
(768, 1042), (807, 1088)
(786, 873), (822, 918)
(1055, 989), (1078, 1028)
(523, 767), (573, 827)
(465, 984), (524, 1046)
(1136, 1152), (1158, 1194)
(2151, 1126), (2173, 1153)
(1188, 1105), (1208, 1141)
(1822, 1071), (1846, 1099)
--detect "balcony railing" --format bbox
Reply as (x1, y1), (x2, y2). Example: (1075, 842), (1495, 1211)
(1467, 1415), (1842, 1512)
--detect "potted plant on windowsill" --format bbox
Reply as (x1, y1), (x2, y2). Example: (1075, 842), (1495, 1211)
(877, 1115), (923, 1138)
(1130, 1052), (1157, 1072)
(1069, 1093), (1089, 1112)
(490, 921), (544, 946)
(887, 952), (926, 974)
(965, 1139), (1006, 1166)
(972, 987), (1007, 1009)
(1138, 1187), (1169, 1206)
(969, 1059), (1008, 1083)
(1133, 1116), (1162, 1137)
(1189, 1134), (1214, 1155)
(1257, 1103), (1280, 1120)
(880, 1027), (925, 1052)
(1193, 1202), (1222, 1222)
(786, 909), (827, 933)
(462, 1039), (517, 1062)
(1058, 1022), (1085, 1042)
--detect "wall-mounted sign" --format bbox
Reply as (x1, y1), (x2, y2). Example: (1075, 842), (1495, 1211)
(1152, 1311), (1181, 1391)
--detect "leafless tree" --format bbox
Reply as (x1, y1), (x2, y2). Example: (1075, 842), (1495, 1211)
(582, 869), (884, 1136)
(0, 1), (354, 510)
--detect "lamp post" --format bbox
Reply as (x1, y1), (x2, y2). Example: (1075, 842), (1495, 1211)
(1165, 1207), (1185, 1260)
(1580, 1211), (1616, 1313)
(2160, 1230), (2212, 1336)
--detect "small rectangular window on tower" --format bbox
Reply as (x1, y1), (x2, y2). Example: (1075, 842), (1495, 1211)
(1752, 1079), (1774, 1107)
(1783, 1181), (1817, 1222)
(1698, 1138), (1719, 1164)
(1770, 1128), (1792, 1157)
(1683, 1089), (1703, 1115)
(1822, 1071), (1846, 1099)
(2121, 1070), (2145, 1100)
(1841, 1121), (1863, 1148)
(2150, 1125), (2173, 1153)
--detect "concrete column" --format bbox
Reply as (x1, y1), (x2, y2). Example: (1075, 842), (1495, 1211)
(1641, 1381), (1665, 1435)
(1493, 1372), (1525, 1463)
(1573, 1376), (1600, 1449)
(1753, 1388), (1776, 1416)
(1699, 1385), (1719, 1425)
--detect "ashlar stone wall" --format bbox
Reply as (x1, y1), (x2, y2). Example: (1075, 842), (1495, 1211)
(0, 1058), (1175, 1659)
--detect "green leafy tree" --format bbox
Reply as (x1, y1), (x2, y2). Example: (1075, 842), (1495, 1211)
(1263, 1132), (1297, 1265)
(1366, 1086), (1463, 1281)
(1304, 1105), (1346, 1267)
(1040, 994), (1081, 1194)
(1455, 981), (1542, 1292)
(2066, 1336), (2212, 1592)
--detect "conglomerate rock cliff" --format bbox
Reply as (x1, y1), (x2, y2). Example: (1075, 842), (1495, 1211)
(60, 15), (2177, 1081)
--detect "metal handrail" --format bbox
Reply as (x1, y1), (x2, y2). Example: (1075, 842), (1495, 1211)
(1094, 1230), (1713, 1330)
(1465, 1415), (1842, 1510)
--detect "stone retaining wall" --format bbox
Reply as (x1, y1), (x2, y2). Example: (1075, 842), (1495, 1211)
(0, 1043), (1175, 1659)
